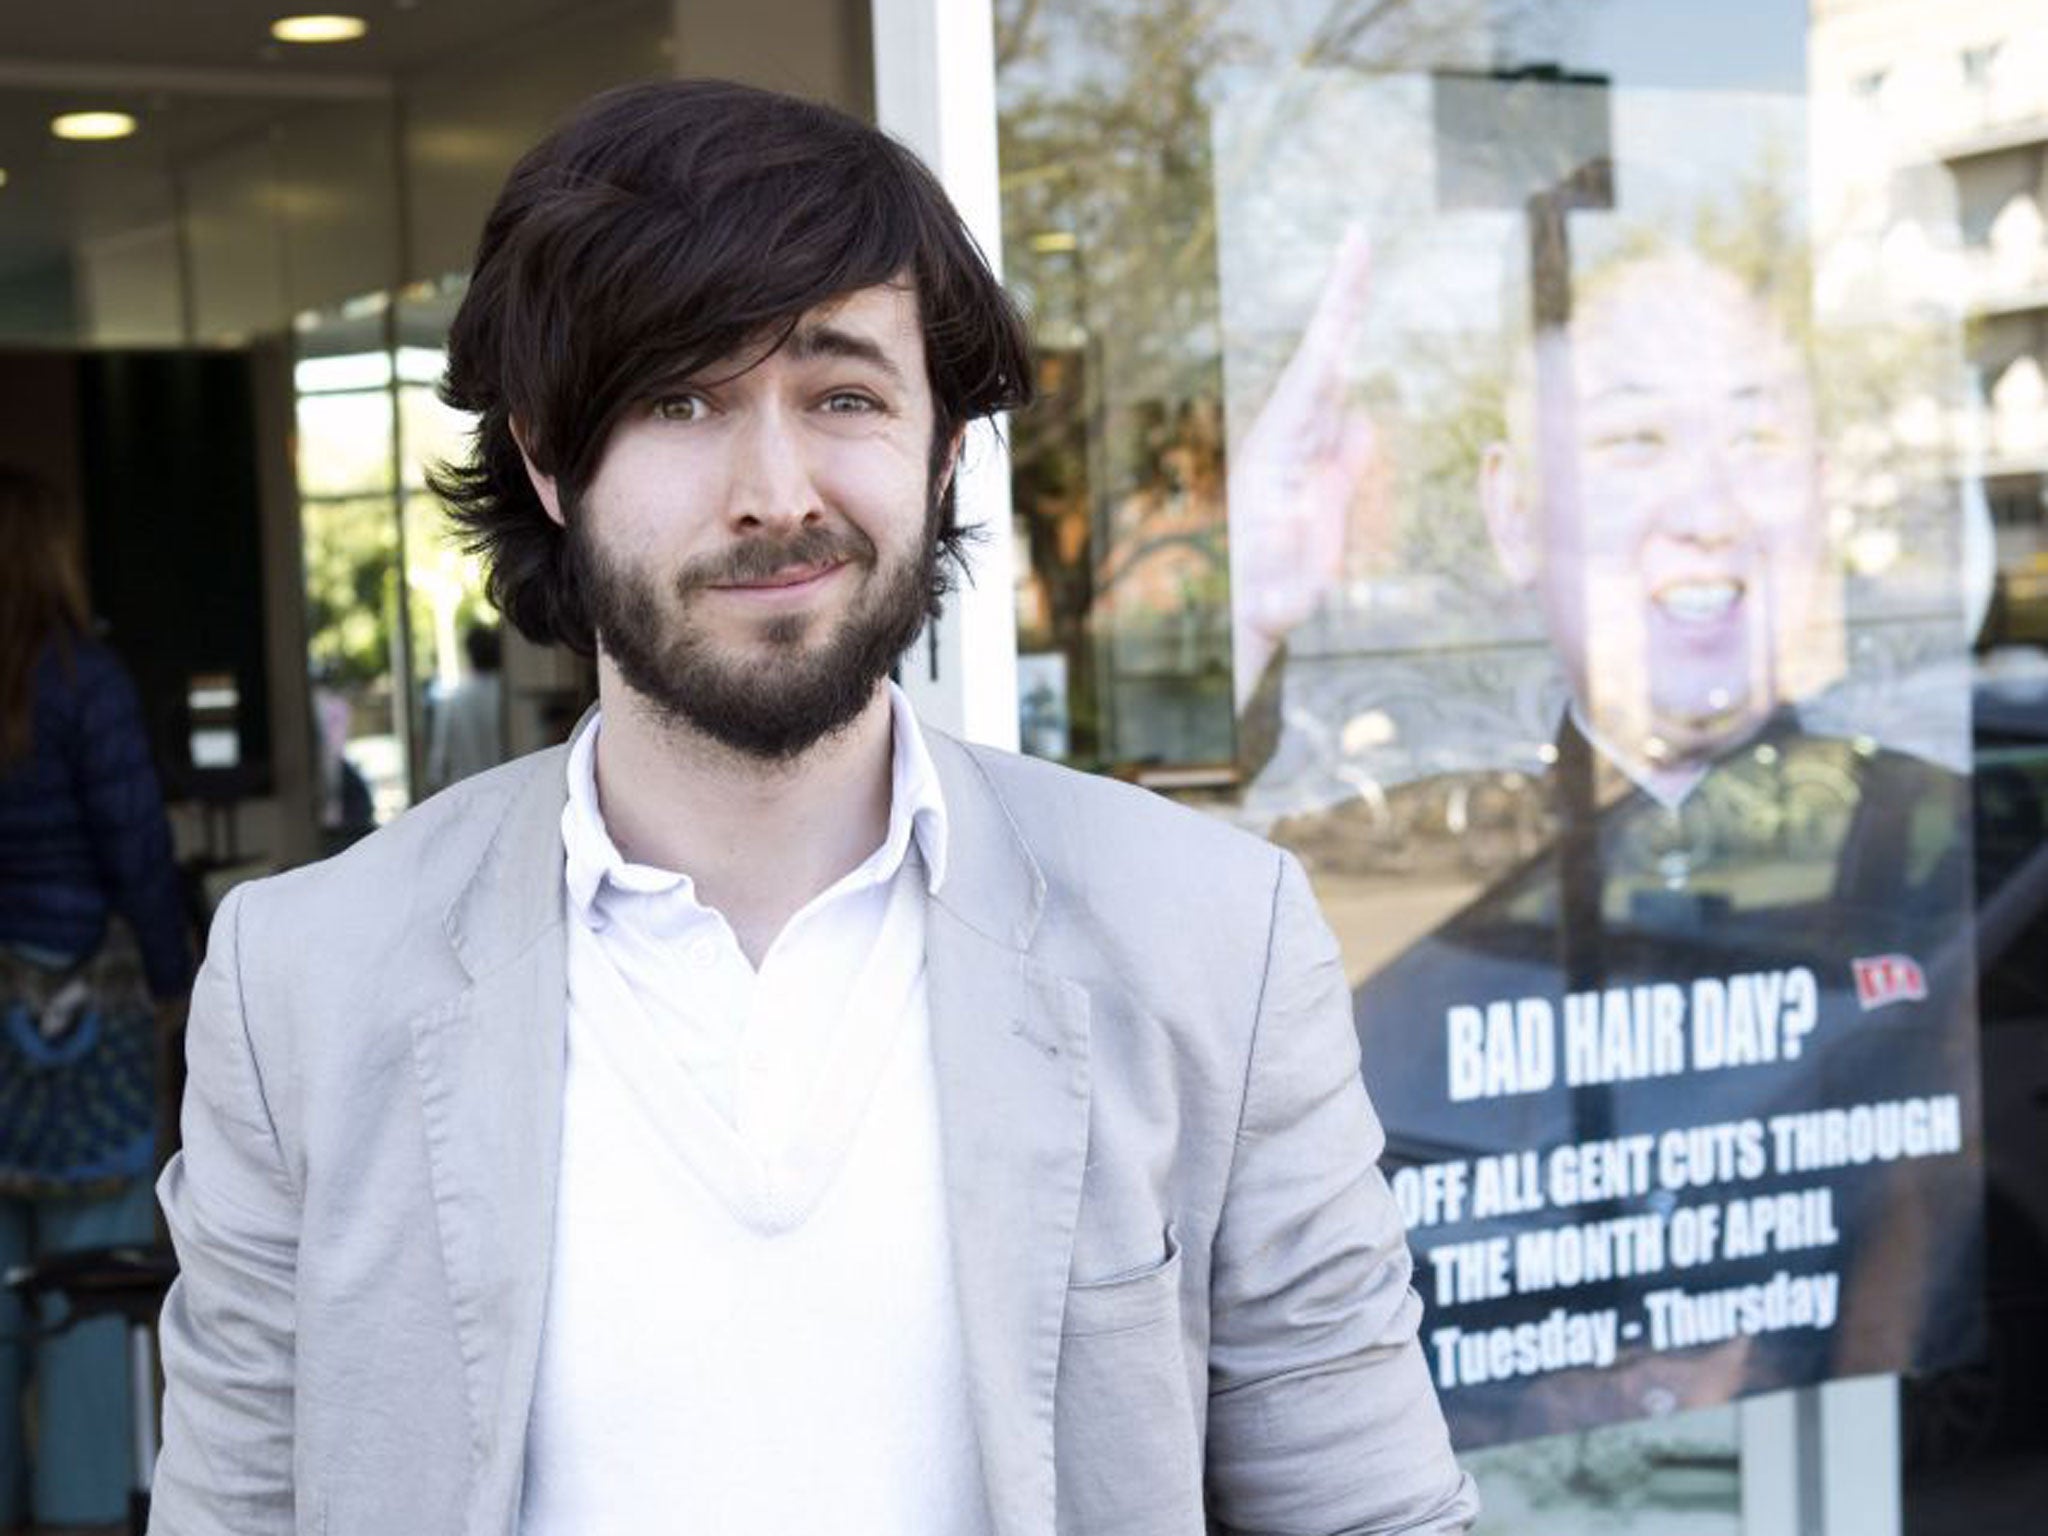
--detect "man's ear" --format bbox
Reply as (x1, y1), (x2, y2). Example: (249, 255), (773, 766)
(512, 419), (566, 529)
(1480, 440), (1539, 587)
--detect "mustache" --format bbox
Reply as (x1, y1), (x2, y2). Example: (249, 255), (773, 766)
(675, 524), (877, 592)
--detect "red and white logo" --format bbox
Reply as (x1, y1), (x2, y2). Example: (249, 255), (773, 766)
(1852, 954), (1928, 1011)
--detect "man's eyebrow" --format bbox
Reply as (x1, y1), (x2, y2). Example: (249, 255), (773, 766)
(1582, 382), (1661, 407)
(785, 323), (905, 383)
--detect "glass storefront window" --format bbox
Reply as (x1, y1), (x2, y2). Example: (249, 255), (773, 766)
(299, 488), (404, 833)
(397, 277), (506, 798)
(996, 0), (2047, 1523)
(294, 277), (493, 843)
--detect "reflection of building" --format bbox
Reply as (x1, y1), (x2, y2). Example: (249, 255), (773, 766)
(1814, 0), (2048, 628)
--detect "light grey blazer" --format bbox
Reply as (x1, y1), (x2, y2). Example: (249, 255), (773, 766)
(149, 730), (1477, 1535)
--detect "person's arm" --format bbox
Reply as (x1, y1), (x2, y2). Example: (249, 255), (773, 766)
(150, 883), (300, 1535)
(1206, 853), (1477, 1535)
(72, 649), (192, 1000)
(1226, 227), (1377, 714)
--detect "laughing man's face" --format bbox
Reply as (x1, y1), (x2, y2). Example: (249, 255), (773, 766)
(1497, 255), (1830, 770)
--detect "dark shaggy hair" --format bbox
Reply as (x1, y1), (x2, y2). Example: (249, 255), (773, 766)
(0, 464), (89, 764)
(432, 78), (1035, 655)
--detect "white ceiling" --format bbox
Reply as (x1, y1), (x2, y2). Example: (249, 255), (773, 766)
(0, 0), (594, 281)
(0, 1), (586, 80)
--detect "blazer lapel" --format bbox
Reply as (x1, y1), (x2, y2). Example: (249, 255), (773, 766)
(406, 752), (572, 1536)
(926, 733), (1092, 1536)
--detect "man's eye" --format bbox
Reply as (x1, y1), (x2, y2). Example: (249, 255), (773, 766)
(652, 394), (707, 422)
(1592, 427), (1665, 456)
(822, 391), (880, 414)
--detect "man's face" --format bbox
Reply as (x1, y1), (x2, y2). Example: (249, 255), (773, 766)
(555, 283), (948, 759)
(1493, 255), (1832, 770)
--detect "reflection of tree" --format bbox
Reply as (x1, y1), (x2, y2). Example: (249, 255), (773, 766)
(302, 498), (399, 694)
(295, 341), (492, 813)
(998, 0), (1253, 416)
(1694, 153), (1960, 611)
(1300, 0), (1545, 71)
(994, 0), (1561, 767)
(403, 495), (495, 691)
(1012, 346), (1101, 755)
(995, 0), (1543, 401)
(1386, 333), (1511, 601)
(998, 0), (1257, 768)
(1687, 146), (1812, 314)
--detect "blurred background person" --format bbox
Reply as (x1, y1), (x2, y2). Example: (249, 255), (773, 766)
(0, 463), (191, 1531)
(310, 669), (375, 854)
(425, 622), (505, 793)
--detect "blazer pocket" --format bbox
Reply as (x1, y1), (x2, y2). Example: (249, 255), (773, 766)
(1055, 1224), (1205, 1533)
(1063, 1225), (1182, 1338)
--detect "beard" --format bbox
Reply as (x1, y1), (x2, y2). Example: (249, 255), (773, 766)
(570, 507), (937, 761)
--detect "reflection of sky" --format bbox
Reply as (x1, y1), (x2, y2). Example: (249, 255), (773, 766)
(296, 391), (395, 499)
(1216, 77), (1810, 319)
(998, 0), (1808, 105)
(1214, 76), (1811, 431)
(1544, 0), (1806, 96)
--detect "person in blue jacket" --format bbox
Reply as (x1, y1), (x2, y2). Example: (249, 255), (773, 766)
(0, 462), (191, 1529)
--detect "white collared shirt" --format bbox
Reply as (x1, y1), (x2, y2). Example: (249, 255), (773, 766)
(522, 685), (990, 1536)
(558, 682), (947, 1151)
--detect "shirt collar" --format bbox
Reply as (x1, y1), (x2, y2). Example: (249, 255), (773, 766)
(1563, 699), (1710, 810)
(561, 682), (949, 925)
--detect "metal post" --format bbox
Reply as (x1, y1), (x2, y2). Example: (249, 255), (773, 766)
(1741, 1377), (1902, 1535)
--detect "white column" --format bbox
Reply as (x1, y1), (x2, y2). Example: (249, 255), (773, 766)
(1739, 1388), (1804, 1534)
(1819, 1375), (1901, 1536)
(871, 0), (1020, 748)
(1741, 1376), (1901, 1536)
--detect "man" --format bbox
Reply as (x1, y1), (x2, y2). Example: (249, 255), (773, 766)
(1473, 249), (1845, 801)
(426, 624), (506, 793)
(1233, 243), (1976, 1445)
(1231, 240), (1846, 796)
(150, 80), (1476, 1534)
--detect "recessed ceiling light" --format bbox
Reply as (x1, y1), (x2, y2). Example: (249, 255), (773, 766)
(0, 169), (9, 189)
(271, 14), (369, 44)
(51, 111), (137, 142)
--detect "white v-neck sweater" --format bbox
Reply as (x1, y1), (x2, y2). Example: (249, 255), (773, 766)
(518, 706), (991, 1534)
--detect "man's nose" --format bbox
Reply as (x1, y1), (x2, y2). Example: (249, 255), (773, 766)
(1659, 439), (1749, 543)
(728, 404), (822, 532)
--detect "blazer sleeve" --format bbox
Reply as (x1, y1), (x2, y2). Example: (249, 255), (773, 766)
(1205, 852), (1479, 1535)
(150, 882), (301, 1535)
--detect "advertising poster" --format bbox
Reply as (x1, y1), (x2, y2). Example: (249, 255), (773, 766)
(1216, 69), (1984, 1445)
